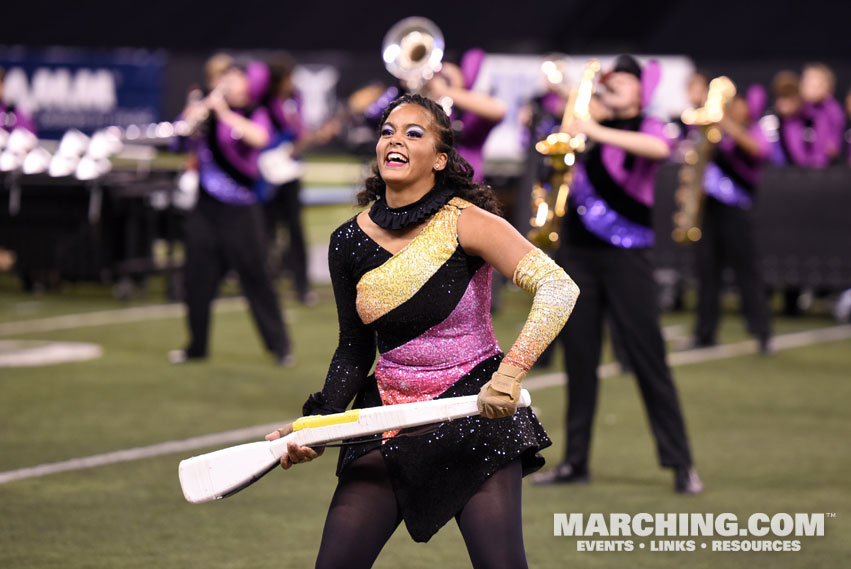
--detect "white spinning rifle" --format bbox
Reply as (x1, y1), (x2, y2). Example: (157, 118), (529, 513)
(179, 390), (532, 504)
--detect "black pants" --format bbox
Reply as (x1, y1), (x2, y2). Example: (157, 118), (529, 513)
(555, 246), (693, 469)
(263, 179), (310, 299)
(183, 193), (289, 358)
(695, 199), (771, 344)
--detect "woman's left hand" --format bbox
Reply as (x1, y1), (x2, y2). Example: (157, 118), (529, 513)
(477, 363), (526, 419)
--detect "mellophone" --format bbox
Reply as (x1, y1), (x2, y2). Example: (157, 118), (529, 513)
(178, 390), (532, 504)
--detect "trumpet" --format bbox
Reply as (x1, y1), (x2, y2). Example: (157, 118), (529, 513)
(528, 58), (601, 249)
(672, 75), (736, 244)
(382, 17), (445, 92)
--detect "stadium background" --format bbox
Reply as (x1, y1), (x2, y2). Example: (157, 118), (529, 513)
(1, 1), (849, 567)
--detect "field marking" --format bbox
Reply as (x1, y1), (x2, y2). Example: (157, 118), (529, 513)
(0, 422), (288, 485)
(0, 297), (297, 337)
(0, 299), (673, 338)
(0, 324), (848, 486)
(0, 340), (103, 367)
(524, 324), (851, 390)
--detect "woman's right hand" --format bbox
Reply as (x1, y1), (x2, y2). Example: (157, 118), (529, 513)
(265, 423), (325, 470)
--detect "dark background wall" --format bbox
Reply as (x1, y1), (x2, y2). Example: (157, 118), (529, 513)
(6, 0), (851, 120)
(7, 0), (850, 57)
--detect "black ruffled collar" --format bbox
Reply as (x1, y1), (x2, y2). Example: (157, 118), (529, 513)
(368, 187), (454, 230)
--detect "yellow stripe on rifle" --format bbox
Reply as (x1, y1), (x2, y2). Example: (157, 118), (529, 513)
(292, 409), (361, 431)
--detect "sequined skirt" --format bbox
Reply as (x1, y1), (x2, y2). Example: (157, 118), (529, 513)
(335, 353), (551, 542)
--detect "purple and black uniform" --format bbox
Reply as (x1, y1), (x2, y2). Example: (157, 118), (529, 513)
(194, 108), (272, 205)
(694, 118), (772, 348)
(551, 58), (696, 481)
(771, 97), (844, 167)
(704, 123), (770, 209)
(566, 115), (670, 249)
(179, 98), (289, 360)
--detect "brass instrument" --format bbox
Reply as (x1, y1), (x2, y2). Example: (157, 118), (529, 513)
(382, 17), (445, 92)
(177, 83), (229, 138)
(672, 75), (736, 244)
(528, 58), (601, 249)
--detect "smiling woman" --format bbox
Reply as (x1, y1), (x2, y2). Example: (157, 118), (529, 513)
(264, 93), (579, 569)
(356, 95), (503, 219)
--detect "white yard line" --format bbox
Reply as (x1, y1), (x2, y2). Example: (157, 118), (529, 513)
(0, 324), (848, 486)
(0, 341), (103, 367)
(524, 324), (851, 390)
(0, 422), (288, 485)
(0, 297), (298, 337)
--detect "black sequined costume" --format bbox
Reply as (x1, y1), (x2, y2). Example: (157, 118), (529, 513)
(305, 196), (551, 542)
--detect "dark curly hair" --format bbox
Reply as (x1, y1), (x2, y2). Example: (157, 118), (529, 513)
(355, 93), (502, 216)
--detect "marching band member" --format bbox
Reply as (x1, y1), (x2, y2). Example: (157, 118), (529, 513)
(693, 87), (773, 353)
(261, 54), (338, 305)
(767, 70), (803, 166)
(421, 48), (506, 182)
(266, 93), (578, 568)
(532, 55), (703, 495)
(799, 62), (845, 166)
(170, 60), (292, 365)
(769, 64), (844, 168)
(667, 69), (710, 141)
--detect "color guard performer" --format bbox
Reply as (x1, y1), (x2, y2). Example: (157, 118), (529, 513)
(266, 93), (578, 568)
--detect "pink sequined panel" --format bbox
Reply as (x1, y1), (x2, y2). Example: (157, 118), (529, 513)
(375, 264), (501, 407)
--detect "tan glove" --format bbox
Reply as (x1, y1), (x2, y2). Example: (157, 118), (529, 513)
(477, 362), (526, 419)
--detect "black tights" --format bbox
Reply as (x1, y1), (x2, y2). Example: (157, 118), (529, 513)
(314, 450), (527, 569)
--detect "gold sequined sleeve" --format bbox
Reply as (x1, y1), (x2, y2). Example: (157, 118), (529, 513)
(503, 248), (579, 371)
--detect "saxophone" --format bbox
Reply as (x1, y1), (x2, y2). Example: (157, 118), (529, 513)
(528, 59), (600, 249)
(671, 75), (736, 244)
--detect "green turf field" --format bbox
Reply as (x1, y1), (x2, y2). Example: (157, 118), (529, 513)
(0, 236), (849, 568)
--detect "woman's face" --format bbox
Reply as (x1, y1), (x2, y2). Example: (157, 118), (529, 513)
(376, 103), (447, 188)
(601, 72), (642, 114)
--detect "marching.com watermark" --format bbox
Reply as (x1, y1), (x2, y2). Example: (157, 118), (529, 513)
(553, 512), (836, 552)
